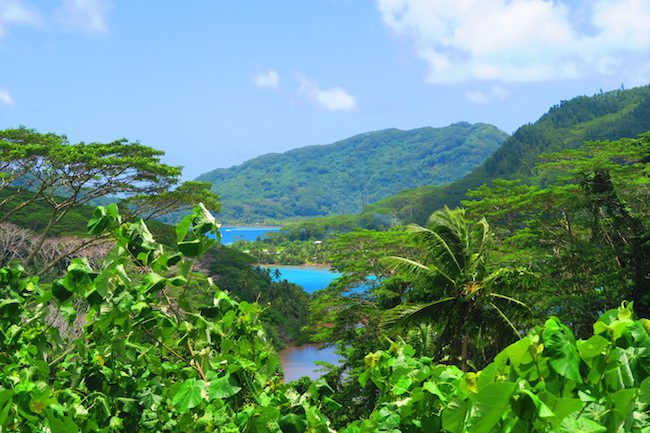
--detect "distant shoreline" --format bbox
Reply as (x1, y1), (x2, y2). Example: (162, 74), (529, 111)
(221, 225), (282, 230)
(255, 263), (333, 271)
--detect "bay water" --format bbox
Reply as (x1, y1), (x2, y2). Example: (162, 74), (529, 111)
(217, 227), (342, 381)
(219, 226), (281, 245)
(261, 264), (341, 381)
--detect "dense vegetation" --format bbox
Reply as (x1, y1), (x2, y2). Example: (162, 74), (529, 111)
(365, 85), (650, 225)
(2, 90), (650, 430)
(299, 132), (650, 430)
(0, 204), (647, 432)
(196, 122), (507, 222)
(201, 245), (310, 347)
(0, 127), (309, 349)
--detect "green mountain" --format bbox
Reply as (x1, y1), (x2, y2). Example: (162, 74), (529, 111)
(197, 122), (508, 222)
(365, 84), (650, 224)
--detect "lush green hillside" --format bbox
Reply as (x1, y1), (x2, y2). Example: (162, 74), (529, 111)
(366, 85), (650, 224)
(197, 122), (508, 222)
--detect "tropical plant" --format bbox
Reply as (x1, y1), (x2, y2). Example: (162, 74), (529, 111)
(0, 204), (335, 432)
(0, 127), (182, 267)
(382, 207), (533, 370)
(345, 302), (650, 433)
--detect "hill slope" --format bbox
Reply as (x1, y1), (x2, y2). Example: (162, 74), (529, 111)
(197, 122), (508, 222)
(365, 85), (650, 224)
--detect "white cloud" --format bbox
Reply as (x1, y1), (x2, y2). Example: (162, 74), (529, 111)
(377, 0), (650, 84)
(0, 0), (42, 39)
(465, 85), (510, 104)
(464, 90), (490, 104)
(298, 76), (357, 112)
(253, 70), (280, 89)
(0, 89), (15, 107)
(58, 0), (111, 35)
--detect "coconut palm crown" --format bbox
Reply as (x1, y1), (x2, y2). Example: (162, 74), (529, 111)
(382, 206), (533, 370)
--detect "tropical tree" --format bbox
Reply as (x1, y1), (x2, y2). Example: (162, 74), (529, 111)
(122, 180), (220, 220)
(383, 207), (533, 370)
(0, 127), (183, 267)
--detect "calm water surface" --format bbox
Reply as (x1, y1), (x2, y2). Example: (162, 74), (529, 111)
(258, 265), (341, 294)
(279, 344), (340, 382)
(219, 226), (281, 245)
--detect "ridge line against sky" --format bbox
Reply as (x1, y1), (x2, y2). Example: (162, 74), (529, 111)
(1, 0), (649, 178)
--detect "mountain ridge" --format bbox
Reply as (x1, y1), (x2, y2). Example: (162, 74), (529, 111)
(197, 122), (508, 222)
(364, 84), (650, 224)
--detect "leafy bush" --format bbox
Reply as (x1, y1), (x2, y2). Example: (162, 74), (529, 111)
(0, 204), (333, 432)
(342, 302), (649, 432)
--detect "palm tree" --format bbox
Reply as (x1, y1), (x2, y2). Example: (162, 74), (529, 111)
(382, 207), (531, 370)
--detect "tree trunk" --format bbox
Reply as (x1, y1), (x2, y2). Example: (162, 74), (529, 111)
(24, 212), (62, 266)
(461, 334), (469, 372)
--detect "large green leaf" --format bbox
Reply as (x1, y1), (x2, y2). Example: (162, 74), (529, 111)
(51, 280), (73, 302)
(560, 416), (606, 433)
(543, 318), (582, 382)
(142, 272), (167, 294)
(208, 375), (242, 399)
(639, 376), (650, 405)
(392, 377), (412, 396)
(171, 379), (206, 412)
(577, 335), (610, 363)
(278, 413), (307, 433)
(470, 382), (516, 433)
(442, 398), (469, 433)
(45, 408), (79, 433)
(538, 391), (584, 421)
(87, 203), (120, 235)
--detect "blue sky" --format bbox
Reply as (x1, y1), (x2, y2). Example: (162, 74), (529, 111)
(1, 0), (649, 179)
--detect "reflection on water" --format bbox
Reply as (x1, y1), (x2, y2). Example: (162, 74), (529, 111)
(279, 344), (339, 382)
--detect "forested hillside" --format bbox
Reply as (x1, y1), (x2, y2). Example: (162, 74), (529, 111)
(197, 122), (507, 222)
(366, 85), (650, 224)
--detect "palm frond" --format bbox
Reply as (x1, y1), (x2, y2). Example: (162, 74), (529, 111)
(382, 255), (456, 286)
(488, 292), (531, 311)
(483, 267), (537, 289)
(382, 297), (456, 329)
(488, 301), (521, 338)
(408, 223), (463, 275)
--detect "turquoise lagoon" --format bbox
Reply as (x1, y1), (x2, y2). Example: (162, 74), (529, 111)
(258, 265), (341, 294)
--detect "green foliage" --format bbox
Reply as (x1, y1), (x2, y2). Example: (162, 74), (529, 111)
(381, 207), (533, 369)
(0, 204), (332, 432)
(369, 85), (650, 225)
(197, 123), (507, 222)
(0, 187), (96, 237)
(202, 246), (310, 347)
(232, 236), (332, 265)
(124, 180), (220, 221)
(0, 126), (184, 267)
(341, 303), (650, 433)
(463, 133), (650, 330)
(0, 203), (646, 431)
